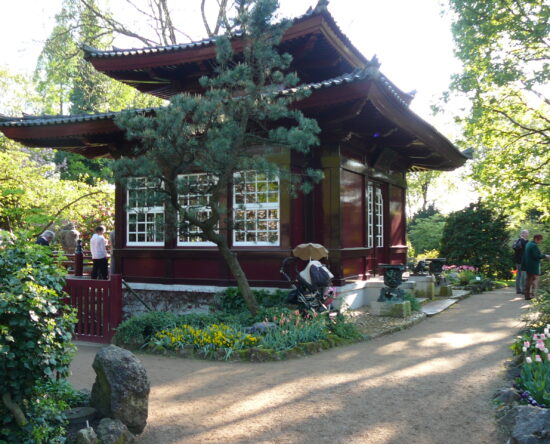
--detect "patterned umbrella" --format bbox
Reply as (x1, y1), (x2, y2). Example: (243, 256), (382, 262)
(292, 243), (329, 260)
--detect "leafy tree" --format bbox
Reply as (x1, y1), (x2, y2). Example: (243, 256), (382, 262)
(0, 144), (113, 235)
(440, 202), (512, 277)
(447, 0), (550, 220)
(114, 0), (321, 315)
(34, 0), (163, 184)
(406, 170), (442, 213)
(408, 213), (447, 255)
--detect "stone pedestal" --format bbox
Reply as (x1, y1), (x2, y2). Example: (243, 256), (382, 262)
(370, 300), (411, 318)
(411, 275), (436, 299)
(437, 285), (453, 297)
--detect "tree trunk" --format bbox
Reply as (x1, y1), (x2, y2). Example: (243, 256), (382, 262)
(217, 242), (259, 316)
(2, 392), (27, 427)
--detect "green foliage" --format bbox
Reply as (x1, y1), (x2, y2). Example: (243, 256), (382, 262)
(415, 249), (441, 261)
(518, 358), (550, 406)
(440, 202), (512, 278)
(33, 0), (163, 183)
(0, 232), (76, 442)
(408, 213), (446, 255)
(403, 293), (421, 312)
(327, 312), (363, 340)
(114, 311), (180, 346)
(147, 323), (260, 359)
(0, 146), (114, 234)
(259, 312), (327, 351)
(213, 287), (286, 314)
(447, 0), (549, 220)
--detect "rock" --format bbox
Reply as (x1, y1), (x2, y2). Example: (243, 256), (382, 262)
(507, 405), (550, 444)
(96, 418), (136, 444)
(246, 321), (277, 334)
(494, 388), (521, 405)
(91, 345), (150, 434)
(76, 426), (99, 444)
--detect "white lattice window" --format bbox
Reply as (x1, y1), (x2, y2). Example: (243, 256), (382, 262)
(127, 178), (165, 246)
(366, 183), (374, 248)
(177, 173), (217, 246)
(233, 171), (280, 246)
(375, 187), (384, 247)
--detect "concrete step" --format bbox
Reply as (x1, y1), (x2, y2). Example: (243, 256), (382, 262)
(449, 290), (471, 300)
(421, 298), (459, 317)
(416, 297), (429, 304)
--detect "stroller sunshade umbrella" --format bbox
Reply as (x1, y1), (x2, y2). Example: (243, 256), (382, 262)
(292, 243), (329, 261)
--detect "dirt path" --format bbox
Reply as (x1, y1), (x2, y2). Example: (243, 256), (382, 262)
(70, 288), (528, 444)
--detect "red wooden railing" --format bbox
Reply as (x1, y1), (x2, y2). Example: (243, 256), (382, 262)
(65, 274), (123, 343)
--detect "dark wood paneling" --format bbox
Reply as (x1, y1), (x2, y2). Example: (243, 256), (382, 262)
(341, 169), (364, 248)
(389, 184), (406, 247)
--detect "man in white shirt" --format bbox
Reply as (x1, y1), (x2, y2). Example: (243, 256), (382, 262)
(90, 225), (110, 279)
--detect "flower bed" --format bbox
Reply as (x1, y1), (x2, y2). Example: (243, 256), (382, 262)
(511, 326), (550, 408)
(114, 303), (364, 362)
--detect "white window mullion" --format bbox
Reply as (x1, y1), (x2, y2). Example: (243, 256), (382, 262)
(375, 187), (384, 247)
(367, 182), (374, 249)
(233, 171), (280, 246)
(126, 178), (165, 246)
(177, 173), (217, 246)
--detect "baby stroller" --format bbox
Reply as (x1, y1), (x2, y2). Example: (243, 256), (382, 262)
(280, 243), (335, 314)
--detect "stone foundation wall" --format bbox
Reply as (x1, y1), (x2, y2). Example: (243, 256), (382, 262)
(123, 289), (216, 319)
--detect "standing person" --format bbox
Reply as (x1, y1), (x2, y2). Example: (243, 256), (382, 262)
(90, 225), (109, 279)
(36, 230), (55, 246)
(521, 234), (550, 300)
(512, 229), (529, 294)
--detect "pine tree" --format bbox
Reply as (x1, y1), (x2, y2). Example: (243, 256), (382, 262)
(115, 0), (321, 315)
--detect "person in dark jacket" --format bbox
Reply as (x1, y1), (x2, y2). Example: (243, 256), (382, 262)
(512, 229), (529, 294)
(521, 234), (550, 300)
(36, 230), (55, 246)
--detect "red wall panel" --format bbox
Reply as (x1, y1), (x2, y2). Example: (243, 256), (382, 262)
(341, 169), (364, 248)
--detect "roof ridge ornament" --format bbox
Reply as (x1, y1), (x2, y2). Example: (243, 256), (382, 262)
(314, 0), (329, 13)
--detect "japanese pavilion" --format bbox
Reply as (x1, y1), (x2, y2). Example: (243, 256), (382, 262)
(0, 3), (469, 310)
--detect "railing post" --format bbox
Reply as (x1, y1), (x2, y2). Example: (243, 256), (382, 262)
(108, 274), (123, 341)
(75, 239), (83, 276)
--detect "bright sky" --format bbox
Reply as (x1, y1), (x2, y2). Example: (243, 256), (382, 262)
(0, 0), (477, 212)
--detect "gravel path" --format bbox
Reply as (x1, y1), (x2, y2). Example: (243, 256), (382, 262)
(70, 287), (528, 444)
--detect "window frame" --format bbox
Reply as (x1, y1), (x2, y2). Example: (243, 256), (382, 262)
(176, 173), (217, 247)
(232, 171), (281, 247)
(126, 178), (165, 247)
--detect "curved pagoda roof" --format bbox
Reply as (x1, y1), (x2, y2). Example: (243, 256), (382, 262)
(0, 68), (470, 171)
(82, 1), (412, 103)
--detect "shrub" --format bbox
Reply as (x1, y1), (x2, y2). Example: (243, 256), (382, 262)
(212, 287), (287, 314)
(114, 311), (180, 346)
(403, 293), (422, 312)
(0, 232), (76, 442)
(440, 202), (512, 278)
(328, 312), (363, 340)
(408, 213), (446, 255)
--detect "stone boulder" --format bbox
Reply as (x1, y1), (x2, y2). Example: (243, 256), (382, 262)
(503, 405), (550, 444)
(76, 426), (99, 444)
(91, 345), (150, 434)
(96, 418), (135, 444)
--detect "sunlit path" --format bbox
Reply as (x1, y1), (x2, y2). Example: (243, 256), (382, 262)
(71, 288), (526, 444)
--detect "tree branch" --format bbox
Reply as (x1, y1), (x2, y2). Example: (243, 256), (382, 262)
(35, 190), (107, 236)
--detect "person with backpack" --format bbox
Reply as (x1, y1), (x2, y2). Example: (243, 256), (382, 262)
(512, 229), (529, 294)
(522, 234), (550, 300)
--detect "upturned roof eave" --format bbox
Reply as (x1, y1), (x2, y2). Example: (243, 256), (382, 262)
(0, 68), (468, 170)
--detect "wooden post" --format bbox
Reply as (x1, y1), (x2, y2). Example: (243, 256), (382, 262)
(75, 239), (83, 276)
(108, 274), (123, 340)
